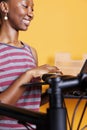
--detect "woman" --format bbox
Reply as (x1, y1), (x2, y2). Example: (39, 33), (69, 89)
(0, 0), (61, 129)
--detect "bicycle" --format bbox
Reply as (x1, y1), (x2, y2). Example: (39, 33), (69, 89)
(0, 73), (87, 130)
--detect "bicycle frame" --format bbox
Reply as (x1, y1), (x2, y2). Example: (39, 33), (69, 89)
(0, 73), (87, 130)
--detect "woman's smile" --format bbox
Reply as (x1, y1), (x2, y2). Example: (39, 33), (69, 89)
(22, 19), (30, 26)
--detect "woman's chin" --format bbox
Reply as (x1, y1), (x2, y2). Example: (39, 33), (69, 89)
(20, 26), (29, 31)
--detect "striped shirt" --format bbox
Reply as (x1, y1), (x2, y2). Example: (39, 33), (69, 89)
(0, 42), (41, 129)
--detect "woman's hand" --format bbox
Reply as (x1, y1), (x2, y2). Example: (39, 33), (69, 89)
(28, 64), (63, 78)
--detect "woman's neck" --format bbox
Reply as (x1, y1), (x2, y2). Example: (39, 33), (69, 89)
(0, 23), (19, 44)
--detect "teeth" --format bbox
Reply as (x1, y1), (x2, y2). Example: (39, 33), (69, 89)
(23, 19), (30, 26)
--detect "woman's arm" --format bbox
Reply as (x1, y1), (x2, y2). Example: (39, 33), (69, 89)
(0, 47), (61, 105)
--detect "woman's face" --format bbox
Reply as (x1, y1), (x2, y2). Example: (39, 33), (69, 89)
(7, 0), (34, 31)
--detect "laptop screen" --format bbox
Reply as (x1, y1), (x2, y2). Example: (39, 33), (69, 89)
(79, 59), (87, 75)
(63, 59), (87, 98)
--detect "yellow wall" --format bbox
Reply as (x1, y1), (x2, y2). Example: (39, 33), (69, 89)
(19, 0), (87, 65)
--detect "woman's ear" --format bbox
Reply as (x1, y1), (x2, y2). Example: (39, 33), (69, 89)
(0, 1), (9, 13)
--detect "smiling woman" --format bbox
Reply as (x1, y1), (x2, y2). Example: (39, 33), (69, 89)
(0, 0), (61, 129)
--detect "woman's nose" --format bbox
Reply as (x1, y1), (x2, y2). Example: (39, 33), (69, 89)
(28, 7), (34, 20)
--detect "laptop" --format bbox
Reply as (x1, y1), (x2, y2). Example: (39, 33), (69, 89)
(64, 59), (87, 98)
(79, 59), (87, 75)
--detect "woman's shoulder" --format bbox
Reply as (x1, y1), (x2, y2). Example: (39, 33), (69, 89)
(23, 42), (38, 65)
(23, 42), (37, 54)
(29, 46), (38, 65)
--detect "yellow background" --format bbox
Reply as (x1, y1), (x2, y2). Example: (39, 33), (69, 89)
(19, 0), (87, 65)
(19, 0), (87, 129)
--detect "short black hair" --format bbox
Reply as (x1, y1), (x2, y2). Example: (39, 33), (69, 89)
(0, 0), (6, 1)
